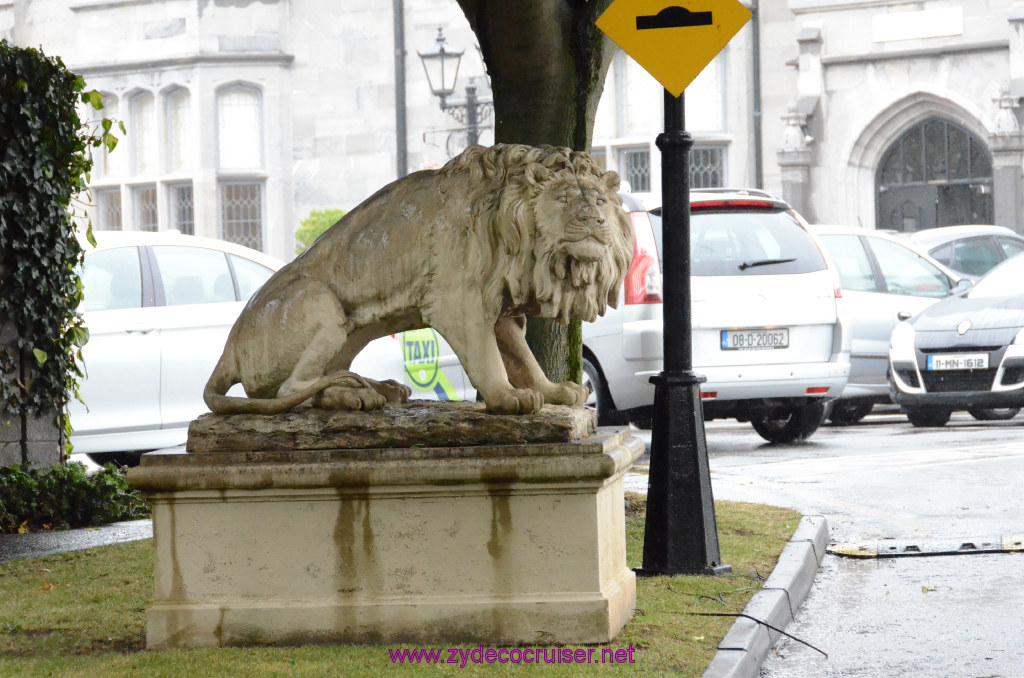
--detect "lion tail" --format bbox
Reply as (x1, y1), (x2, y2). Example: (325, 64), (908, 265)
(202, 351), (348, 416)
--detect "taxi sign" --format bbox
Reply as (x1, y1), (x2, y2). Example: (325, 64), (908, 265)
(596, 1), (752, 97)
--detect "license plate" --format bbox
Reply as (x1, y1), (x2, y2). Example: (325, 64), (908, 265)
(926, 353), (989, 370)
(720, 328), (789, 351)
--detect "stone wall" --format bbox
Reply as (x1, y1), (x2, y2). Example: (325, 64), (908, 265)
(0, 323), (61, 469)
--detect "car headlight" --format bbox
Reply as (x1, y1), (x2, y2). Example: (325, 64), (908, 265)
(890, 321), (916, 351)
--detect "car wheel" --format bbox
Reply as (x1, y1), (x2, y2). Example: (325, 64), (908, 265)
(967, 407), (1021, 421)
(582, 358), (629, 427)
(750, 401), (827, 444)
(86, 451), (143, 468)
(904, 407), (952, 428)
(828, 399), (874, 426)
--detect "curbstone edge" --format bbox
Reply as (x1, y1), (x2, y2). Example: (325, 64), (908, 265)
(700, 515), (829, 678)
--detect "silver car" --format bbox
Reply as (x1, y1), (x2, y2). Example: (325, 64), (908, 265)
(902, 225), (1024, 281)
(813, 225), (965, 424)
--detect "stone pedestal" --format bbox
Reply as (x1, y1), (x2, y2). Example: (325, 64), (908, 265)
(128, 402), (643, 649)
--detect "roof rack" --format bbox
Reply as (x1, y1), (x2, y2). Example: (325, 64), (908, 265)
(690, 187), (778, 199)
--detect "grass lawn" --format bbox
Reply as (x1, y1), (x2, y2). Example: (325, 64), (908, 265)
(0, 495), (800, 677)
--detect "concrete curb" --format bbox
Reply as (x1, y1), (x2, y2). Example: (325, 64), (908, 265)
(702, 515), (830, 678)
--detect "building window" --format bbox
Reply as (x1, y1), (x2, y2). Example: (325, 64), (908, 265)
(94, 94), (120, 178)
(217, 86), (262, 170)
(220, 182), (263, 250)
(166, 88), (191, 172)
(131, 92), (156, 175)
(619, 147), (650, 192)
(690, 146), (725, 189)
(134, 185), (158, 231)
(589, 148), (607, 172)
(95, 188), (122, 231)
(171, 183), (194, 234)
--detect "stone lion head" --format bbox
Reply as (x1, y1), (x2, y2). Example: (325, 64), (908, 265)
(445, 144), (634, 323)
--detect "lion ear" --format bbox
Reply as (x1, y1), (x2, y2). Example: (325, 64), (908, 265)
(525, 163), (551, 186)
(601, 170), (621, 192)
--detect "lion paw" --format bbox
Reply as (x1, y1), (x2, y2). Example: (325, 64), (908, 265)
(545, 381), (589, 407)
(369, 379), (412, 404)
(485, 388), (544, 415)
(315, 386), (387, 411)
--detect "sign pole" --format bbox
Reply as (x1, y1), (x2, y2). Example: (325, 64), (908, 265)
(595, 0), (751, 577)
(637, 90), (730, 576)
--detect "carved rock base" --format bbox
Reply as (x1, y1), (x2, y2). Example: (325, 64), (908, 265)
(128, 419), (642, 649)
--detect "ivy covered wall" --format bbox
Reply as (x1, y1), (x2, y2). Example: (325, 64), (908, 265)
(0, 41), (105, 467)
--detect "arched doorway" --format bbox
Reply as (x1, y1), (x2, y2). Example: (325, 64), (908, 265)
(876, 117), (993, 231)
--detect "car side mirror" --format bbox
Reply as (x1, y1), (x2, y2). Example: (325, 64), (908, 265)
(951, 279), (973, 296)
(897, 310), (912, 322)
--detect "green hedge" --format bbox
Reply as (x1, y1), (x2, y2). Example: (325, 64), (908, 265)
(0, 462), (149, 534)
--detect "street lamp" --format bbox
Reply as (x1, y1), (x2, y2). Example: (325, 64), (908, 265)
(417, 27), (492, 148)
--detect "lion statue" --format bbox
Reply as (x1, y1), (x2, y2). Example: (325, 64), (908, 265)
(203, 143), (634, 416)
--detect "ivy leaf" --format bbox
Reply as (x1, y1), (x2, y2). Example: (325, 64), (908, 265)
(118, 120), (126, 135)
(103, 134), (118, 153)
(85, 89), (103, 110)
(32, 349), (48, 366)
(101, 118), (111, 132)
(70, 326), (90, 347)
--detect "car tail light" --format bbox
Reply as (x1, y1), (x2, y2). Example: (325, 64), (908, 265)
(700, 391), (717, 399)
(624, 212), (663, 305)
(805, 387), (830, 395)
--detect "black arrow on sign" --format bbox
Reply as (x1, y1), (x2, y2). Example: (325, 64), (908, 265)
(636, 6), (713, 30)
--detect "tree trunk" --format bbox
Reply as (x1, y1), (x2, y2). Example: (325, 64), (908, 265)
(457, 0), (615, 384)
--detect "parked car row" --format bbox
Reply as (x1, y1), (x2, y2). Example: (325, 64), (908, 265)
(69, 198), (1024, 466)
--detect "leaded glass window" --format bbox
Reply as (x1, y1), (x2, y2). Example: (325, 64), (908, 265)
(690, 146), (724, 189)
(131, 92), (156, 175)
(95, 94), (121, 178)
(220, 182), (263, 251)
(620, 147), (650, 192)
(166, 88), (192, 172)
(134, 185), (158, 232)
(96, 188), (122, 231)
(879, 118), (991, 188)
(172, 183), (194, 235)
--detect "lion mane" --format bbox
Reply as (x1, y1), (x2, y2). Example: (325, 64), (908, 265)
(203, 143), (634, 417)
(446, 144), (634, 324)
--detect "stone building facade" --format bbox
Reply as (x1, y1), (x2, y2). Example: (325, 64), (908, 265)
(4, 0), (1019, 263)
(762, 0), (1024, 233)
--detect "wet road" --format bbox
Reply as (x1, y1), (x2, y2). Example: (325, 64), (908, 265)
(625, 409), (1024, 677)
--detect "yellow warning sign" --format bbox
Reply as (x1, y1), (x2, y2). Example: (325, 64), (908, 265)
(596, 1), (752, 97)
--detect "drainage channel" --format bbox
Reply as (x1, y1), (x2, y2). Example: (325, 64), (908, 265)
(829, 534), (1024, 558)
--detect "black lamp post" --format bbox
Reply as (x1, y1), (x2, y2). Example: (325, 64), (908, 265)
(417, 27), (492, 147)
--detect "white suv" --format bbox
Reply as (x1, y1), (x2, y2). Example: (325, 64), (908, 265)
(582, 190), (850, 443)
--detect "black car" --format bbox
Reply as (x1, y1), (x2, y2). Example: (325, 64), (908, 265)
(888, 254), (1024, 426)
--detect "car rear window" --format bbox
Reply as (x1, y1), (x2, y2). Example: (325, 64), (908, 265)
(649, 209), (826, 276)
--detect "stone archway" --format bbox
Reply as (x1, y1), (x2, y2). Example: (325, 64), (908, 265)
(876, 117), (993, 231)
(842, 90), (992, 230)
